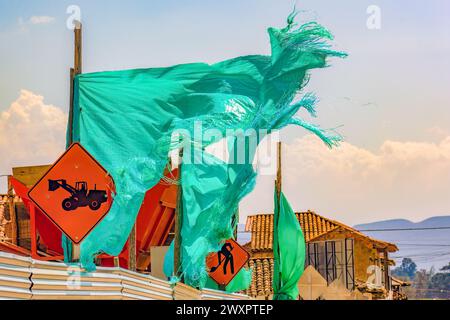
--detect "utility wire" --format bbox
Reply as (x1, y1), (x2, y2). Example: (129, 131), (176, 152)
(395, 243), (450, 247)
(392, 252), (450, 259)
(358, 226), (450, 232)
(238, 226), (450, 233)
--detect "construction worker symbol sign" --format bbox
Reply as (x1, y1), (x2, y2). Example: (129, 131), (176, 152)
(28, 143), (115, 244)
(207, 239), (250, 287)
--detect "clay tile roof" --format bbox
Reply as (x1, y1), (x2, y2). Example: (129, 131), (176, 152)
(246, 211), (340, 251)
(245, 258), (274, 298)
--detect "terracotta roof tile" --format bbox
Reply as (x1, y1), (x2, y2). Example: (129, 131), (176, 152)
(246, 211), (340, 251)
(245, 258), (274, 298)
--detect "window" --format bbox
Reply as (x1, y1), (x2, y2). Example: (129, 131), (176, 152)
(306, 239), (355, 290)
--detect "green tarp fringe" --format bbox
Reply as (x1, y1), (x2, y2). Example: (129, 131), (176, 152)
(67, 12), (346, 293)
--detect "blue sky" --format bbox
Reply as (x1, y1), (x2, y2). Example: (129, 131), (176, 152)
(1, 0), (450, 225)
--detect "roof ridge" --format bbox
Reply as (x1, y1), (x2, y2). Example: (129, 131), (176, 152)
(298, 210), (342, 228)
(247, 210), (343, 228)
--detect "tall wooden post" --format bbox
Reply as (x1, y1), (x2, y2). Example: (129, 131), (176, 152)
(29, 204), (38, 259)
(173, 149), (183, 280)
(74, 22), (82, 75)
(68, 68), (75, 144)
(275, 142), (282, 199)
(274, 141), (283, 292)
(128, 224), (137, 271)
(70, 21), (82, 261)
(383, 249), (390, 291)
(68, 21), (82, 145)
(233, 209), (239, 240)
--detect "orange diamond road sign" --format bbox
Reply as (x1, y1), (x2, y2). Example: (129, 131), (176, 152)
(28, 143), (115, 244)
(206, 239), (250, 287)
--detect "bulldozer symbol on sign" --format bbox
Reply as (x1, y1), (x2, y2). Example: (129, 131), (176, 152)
(48, 179), (108, 212)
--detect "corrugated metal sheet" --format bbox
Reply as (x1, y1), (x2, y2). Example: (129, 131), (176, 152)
(201, 288), (250, 301)
(173, 282), (202, 300)
(0, 252), (250, 300)
(0, 252), (32, 300)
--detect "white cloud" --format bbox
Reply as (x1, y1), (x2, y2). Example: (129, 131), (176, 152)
(29, 16), (56, 25)
(0, 90), (67, 192)
(1, 91), (449, 225)
(16, 16), (56, 32)
(241, 135), (450, 226)
(427, 126), (449, 140)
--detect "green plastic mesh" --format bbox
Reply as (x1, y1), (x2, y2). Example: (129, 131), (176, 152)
(67, 13), (346, 292)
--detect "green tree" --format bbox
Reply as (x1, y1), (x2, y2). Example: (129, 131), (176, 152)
(440, 263), (450, 272)
(429, 273), (450, 291)
(427, 263), (450, 299)
(392, 258), (417, 279)
(405, 262), (450, 299)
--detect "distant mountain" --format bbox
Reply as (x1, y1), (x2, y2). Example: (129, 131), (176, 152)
(356, 216), (450, 230)
(237, 223), (251, 245)
(355, 216), (450, 271)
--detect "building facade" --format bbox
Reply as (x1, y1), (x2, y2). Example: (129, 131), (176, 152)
(244, 211), (398, 299)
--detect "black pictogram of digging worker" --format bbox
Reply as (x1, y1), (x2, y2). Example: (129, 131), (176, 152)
(210, 242), (235, 275)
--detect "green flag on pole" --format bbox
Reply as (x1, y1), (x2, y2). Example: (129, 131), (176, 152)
(273, 189), (306, 300)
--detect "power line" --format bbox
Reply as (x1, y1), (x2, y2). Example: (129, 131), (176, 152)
(358, 226), (450, 232)
(396, 243), (450, 247)
(411, 288), (450, 293)
(392, 252), (450, 259)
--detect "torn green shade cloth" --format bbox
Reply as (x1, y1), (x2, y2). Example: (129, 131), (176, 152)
(178, 150), (255, 289)
(161, 149), (255, 293)
(273, 190), (306, 300)
(68, 15), (345, 272)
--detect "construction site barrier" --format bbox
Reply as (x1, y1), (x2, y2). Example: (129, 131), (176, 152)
(0, 252), (250, 300)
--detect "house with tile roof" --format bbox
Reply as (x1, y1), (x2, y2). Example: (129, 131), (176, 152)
(244, 211), (398, 299)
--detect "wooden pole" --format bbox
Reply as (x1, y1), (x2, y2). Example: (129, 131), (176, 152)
(70, 21), (82, 262)
(68, 68), (75, 145)
(74, 22), (82, 75)
(274, 141), (282, 292)
(7, 176), (17, 245)
(276, 142), (282, 198)
(233, 209), (239, 240)
(29, 204), (38, 259)
(128, 224), (137, 271)
(173, 187), (182, 278)
(383, 249), (390, 291)
(69, 21), (82, 145)
(68, 21), (82, 145)
(173, 149), (183, 280)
